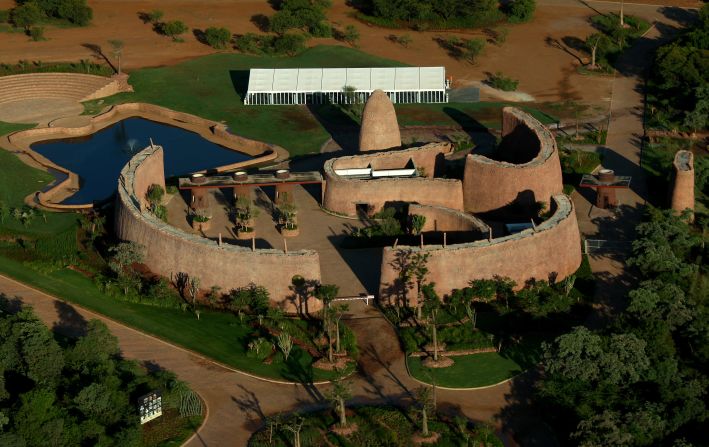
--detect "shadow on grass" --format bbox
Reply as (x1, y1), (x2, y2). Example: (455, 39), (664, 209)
(229, 70), (250, 100)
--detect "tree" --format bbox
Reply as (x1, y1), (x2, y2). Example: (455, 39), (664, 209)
(108, 242), (144, 276)
(11, 2), (43, 32)
(326, 372), (352, 427)
(414, 386), (435, 437)
(423, 285), (442, 361)
(12, 206), (34, 227)
(683, 85), (709, 133)
(278, 201), (298, 230)
(585, 33), (607, 69)
(343, 25), (359, 47)
(204, 26), (231, 49)
(316, 283), (339, 361)
(282, 415), (304, 447)
(277, 332), (293, 361)
(108, 39), (123, 74)
(505, 0), (536, 23)
(463, 38), (485, 63)
(57, 0), (92, 26)
(229, 283), (270, 315)
(161, 20), (188, 41)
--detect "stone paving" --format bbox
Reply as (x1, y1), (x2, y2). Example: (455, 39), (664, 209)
(0, 98), (83, 125)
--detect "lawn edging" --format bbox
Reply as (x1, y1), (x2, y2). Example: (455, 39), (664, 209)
(404, 355), (526, 391)
(0, 272), (336, 387)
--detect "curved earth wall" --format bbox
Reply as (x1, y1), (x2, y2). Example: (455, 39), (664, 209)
(379, 195), (582, 302)
(115, 146), (322, 313)
(324, 143), (462, 216)
(463, 107), (563, 213)
(408, 204), (489, 235)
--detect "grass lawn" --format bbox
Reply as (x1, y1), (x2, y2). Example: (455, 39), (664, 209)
(0, 254), (339, 382)
(0, 124), (78, 238)
(83, 45), (557, 157)
(407, 339), (542, 388)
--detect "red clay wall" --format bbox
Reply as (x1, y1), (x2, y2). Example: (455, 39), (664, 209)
(115, 146), (323, 313)
(408, 204), (488, 234)
(323, 143), (463, 216)
(463, 108), (563, 213)
(379, 195), (582, 303)
(671, 150), (694, 217)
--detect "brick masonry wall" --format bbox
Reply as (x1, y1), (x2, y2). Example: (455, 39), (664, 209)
(323, 143), (463, 216)
(379, 195), (582, 304)
(115, 146), (323, 313)
(462, 108), (563, 213)
(671, 150), (695, 217)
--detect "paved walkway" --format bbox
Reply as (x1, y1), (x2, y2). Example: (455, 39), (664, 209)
(0, 275), (517, 446)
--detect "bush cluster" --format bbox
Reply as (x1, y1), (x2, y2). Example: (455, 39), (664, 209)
(235, 32), (307, 56)
(354, 0), (504, 30)
(13, 0), (92, 29)
(486, 71), (519, 91)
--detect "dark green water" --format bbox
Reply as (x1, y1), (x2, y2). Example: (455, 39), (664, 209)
(32, 117), (250, 205)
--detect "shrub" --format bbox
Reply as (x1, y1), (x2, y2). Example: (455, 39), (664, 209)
(343, 24), (359, 47)
(272, 32), (307, 55)
(309, 20), (331, 37)
(494, 27), (509, 45)
(146, 9), (163, 24)
(11, 2), (43, 31)
(505, 0), (536, 23)
(146, 184), (164, 205)
(29, 25), (44, 41)
(161, 20), (188, 41)
(204, 26), (231, 49)
(486, 71), (519, 91)
(463, 38), (485, 63)
(0, 9), (11, 23)
(57, 0), (92, 26)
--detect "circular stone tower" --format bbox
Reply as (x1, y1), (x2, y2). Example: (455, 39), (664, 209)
(358, 89), (401, 152)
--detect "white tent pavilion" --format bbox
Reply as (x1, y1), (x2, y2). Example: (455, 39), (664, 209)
(244, 67), (449, 105)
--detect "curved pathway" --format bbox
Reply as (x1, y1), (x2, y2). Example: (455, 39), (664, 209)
(0, 275), (516, 446)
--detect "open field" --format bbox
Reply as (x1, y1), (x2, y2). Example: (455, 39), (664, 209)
(0, 0), (685, 108)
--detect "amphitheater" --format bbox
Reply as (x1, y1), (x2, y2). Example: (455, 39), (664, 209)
(0, 73), (128, 124)
(109, 89), (581, 310)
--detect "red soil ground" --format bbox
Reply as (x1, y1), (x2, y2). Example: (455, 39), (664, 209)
(0, 0), (699, 108)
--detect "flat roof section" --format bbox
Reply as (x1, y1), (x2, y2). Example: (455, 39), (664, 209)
(245, 67), (447, 94)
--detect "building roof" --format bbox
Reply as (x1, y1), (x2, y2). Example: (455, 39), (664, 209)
(246, 67), (446, 94)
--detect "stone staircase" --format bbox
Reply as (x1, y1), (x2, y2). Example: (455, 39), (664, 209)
(0, 73), (121, 104)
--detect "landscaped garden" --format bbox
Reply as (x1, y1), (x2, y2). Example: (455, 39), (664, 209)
(382, 250), (595, 388)
(248, 404), (503, 447)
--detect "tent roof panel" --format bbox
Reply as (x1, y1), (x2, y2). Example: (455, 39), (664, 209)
(272, 68), (299, 91)
(296, 68), (322, 92)
(246, 67), (446, 94)
(345, 68), (371, 90)
(370, 67), (396, 91)
(321, 68), (347, 91)
(247, 68), (274, 93)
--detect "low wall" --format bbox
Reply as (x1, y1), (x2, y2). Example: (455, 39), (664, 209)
(8, 103), (281, 210)
(323, 143), (463, 216)
(379, 195), (582, 303)
(408, 204), (489, 235)
(671, 150), (694, 217)
(463, 107), (563, 213)
(115, 145), (322, 313)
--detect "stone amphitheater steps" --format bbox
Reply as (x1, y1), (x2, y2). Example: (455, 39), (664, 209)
(0, 73), (117, 105)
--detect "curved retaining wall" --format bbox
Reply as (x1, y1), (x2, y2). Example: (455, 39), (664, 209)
(379, 195), (582, 302)
(323, 142), (463, 216)
(8, 103), (282, 210)
(671, 150), (694, 217)
(408, 204), (489, 235)
(115, 145), (322, 313)
(462, 107), (563, 213)
(0, 73), (122, 104)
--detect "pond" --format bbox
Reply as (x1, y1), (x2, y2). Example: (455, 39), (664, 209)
(31, 117), (251, 205)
